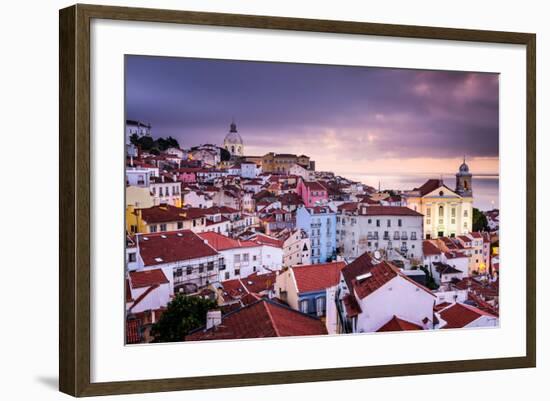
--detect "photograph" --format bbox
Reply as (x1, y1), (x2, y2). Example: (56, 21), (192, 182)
(124, 55), (500, 344)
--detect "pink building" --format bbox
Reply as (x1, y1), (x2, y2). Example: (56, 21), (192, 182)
(297, 179), (328, 207)
(175, 168), (198, 183)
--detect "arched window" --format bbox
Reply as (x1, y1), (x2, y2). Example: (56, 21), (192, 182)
(464, 180), (469, 190)
(231, 145), (235, 153)
(439, 205), (444, 216)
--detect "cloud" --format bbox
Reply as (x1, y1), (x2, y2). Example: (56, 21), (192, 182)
(125, 56), (499, 174)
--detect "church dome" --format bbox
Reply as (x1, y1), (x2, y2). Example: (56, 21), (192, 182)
(458, 157), (470, 174)
(224, 121), (243, 145)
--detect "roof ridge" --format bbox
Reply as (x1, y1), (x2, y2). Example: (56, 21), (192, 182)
(262, 300), (281, 337)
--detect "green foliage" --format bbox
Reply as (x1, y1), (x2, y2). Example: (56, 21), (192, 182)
(419, 265), (438, 290)
(472, 208), (489, 232)
(151, 294), (218, 342)
(131, 135), (180, 153)
(220, 147), (231, 161)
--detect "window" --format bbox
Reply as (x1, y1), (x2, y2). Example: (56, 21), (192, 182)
(398, 219), (402, 227)
(235, 269), (240, 276)
(159, 187), (163, 197)
(316, 297), (326, 316)
(376, 219), (380, 227)
(234, 254), (241, 263)
(253, 255), (257, 261)
(368, 219), (372, 224)
(160, 223), (167, 231)
(130, 225), (137, 233)
(243, 254), (249, 262)
(411, 232), (417, 240)
(128, 252), (136, 262)
(207, 262), (214, 271)
(387, 219), (391, 227)
(451, 208), (456, 217)
(177, 221), (183, 229)
(225, 272), (230, 280)
(439, 205), (444, 217)
(149, 225), (157, 233)
(427, 208), (431, 217)
(186, 266), (192, 275)
(300, 299), (309, 314)
(464, 210), (468, 217)
(198, 264), (204, 273)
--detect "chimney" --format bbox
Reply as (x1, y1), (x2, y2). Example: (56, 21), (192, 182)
(206, 310), (222, 330)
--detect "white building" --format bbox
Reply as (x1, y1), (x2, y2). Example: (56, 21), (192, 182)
(182, 189), (213, 209)
(241, 161), (261, 179)
(336, 253), (436, 334)
(135, 230), (222, 294)
(337, 204), (423, 262)
(403, 163), (473, 239)
(149, 175), (181, 206)
(436, 302), (499, 329)
(126, 269), (172, 314)
(198, 231), (283, 281)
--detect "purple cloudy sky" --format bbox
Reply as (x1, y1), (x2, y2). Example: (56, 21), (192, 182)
(125, 55), (499, 178)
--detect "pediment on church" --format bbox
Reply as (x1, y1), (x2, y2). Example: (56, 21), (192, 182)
(423, 185), (460, 199)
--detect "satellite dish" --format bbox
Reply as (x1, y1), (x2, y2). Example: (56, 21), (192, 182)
(374, 250), (381, 260)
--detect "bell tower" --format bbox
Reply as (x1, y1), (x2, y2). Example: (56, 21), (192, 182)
(455, 156), (473, 197)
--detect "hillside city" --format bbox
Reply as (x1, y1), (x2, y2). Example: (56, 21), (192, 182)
(125, 119), (500, 343)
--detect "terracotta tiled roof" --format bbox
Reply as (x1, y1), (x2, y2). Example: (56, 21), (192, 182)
(126, 319), (141, 344)
(423, 240), (442, 256)
(359, 206), (423, 217)
(250, 233), (284, 248)
(303, 181), (327, 191)
(337, 202), (359, 212)
(138, 230), (218, 266)
(341, 252), (377, 290)
(343, 256), (434, 300)
(198, 232), (259, 251)
(129, 269), (169, 288)
(185, 299), (327, 341)
(377, 316), (423, 332)
(416, 179), (446, 196)
(342, 294), (362, 317)
(352, 261), (399, 299)
(438, 302), (497, 329)
(292, 262), (346, 293)
(139, 205), (194, 224)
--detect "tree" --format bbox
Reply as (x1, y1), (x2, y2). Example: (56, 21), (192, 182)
(418, 265), (438, 290)
(150, 294), (218, 342)
(472, 208), (489, 232)
(220, 147), (231, 161)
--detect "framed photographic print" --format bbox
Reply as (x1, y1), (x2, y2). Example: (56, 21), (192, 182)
(59, 4), (536, 397)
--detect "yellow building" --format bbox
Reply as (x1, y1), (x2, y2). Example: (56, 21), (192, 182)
(126, 185), (155, 209)
(126, 204), (206, 234)
(404, 161), (473, 239)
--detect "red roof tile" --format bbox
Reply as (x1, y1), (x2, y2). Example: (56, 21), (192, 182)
(439, 303), (496, 329)
(359, 206), (423, 217)
(198, 232), (259, 251)
(251, 233), (284, 248)
(352, 261), (399, 299)
(303, 181), (327, 191)
(423, 240), (442, 256)
(185, 299), (327, 341)
(343, 294), (362, 317)
(139, 205), (203, 224)
(292, 262), (346, 293)
(126, 319), (141, 344)
(377, 316), (423, 332)
(138, 230), (218, 266)
(129, 269), (169, 288)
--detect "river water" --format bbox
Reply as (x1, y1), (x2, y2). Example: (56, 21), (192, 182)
(346, 173), (499, 211)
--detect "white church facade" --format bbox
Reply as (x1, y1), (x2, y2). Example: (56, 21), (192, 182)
(403, 159), (473, 239)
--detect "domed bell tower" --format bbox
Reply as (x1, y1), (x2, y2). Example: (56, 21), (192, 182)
(455, 156), (473, 197)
